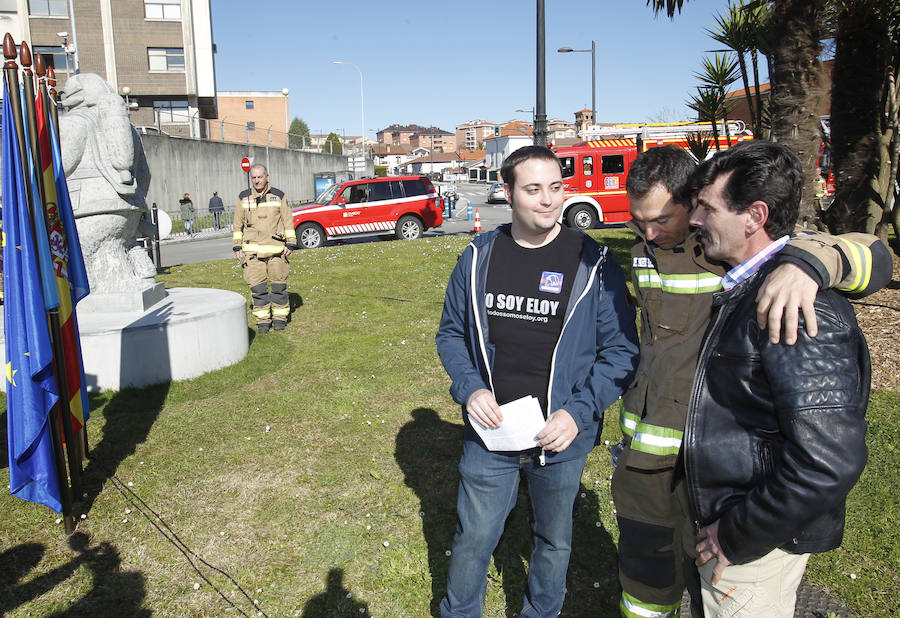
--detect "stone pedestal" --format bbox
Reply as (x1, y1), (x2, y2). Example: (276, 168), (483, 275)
(76, 281), (167, 313)
(1, 287), (249, 393)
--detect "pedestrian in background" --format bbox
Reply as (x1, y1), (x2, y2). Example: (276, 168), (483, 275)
(209, 191), (225, 229)
(179, 192), (195, 235)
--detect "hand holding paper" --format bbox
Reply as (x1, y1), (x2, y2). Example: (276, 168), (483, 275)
(468, 395), (546, 451)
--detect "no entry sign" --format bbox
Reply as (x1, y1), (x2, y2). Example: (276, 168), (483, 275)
(241, 157), (251, 172)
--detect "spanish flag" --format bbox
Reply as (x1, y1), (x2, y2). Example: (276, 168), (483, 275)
(35, 91), (91, 432)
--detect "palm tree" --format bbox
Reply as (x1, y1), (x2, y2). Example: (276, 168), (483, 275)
(649, 0), (828, 225)
(687, 87), (725, 149)
(695, 54), (740, 146)
(686, 131), (714, 162)
(708, 2), (758, 135)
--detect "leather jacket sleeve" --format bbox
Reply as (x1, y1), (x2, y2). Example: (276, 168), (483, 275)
(717, 290), (870, 564)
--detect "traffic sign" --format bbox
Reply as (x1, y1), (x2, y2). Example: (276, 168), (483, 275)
(241, 157), (251, 172)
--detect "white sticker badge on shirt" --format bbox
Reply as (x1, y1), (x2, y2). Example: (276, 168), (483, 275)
(539, 271), (564, 294)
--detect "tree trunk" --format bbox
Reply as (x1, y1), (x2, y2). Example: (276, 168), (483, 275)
(768, 0), (827, 228)
(737, 53), (756, 134)
(750, 49), (763, 137)
(827, 1), (891, 234)
(876, 71), (899, 249)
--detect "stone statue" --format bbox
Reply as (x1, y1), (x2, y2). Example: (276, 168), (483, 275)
(58, 73), (161, 309)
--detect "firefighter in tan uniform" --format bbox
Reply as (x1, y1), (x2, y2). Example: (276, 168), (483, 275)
(233, 164), (297, 333)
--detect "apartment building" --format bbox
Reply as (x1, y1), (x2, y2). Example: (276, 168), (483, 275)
(408, 127), (454, 153)
(215, 90), (290, 148)
(455, 119), (497, 151)
(3, 0), (217, 138)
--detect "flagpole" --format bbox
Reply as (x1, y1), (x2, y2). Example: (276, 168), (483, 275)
(25, 45), (84, 501)
(3, 34), (75, 534)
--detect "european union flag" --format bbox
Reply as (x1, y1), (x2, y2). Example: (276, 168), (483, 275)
(3, 78), (62, 512)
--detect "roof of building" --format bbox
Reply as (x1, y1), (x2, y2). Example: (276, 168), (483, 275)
(371, 143), (414, 155)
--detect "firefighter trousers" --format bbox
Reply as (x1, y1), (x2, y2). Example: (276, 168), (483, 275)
(611, 450), (702, 618)
(242, 254), (290, 325)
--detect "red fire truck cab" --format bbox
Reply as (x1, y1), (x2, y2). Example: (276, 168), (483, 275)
(551, 122), (754, 229)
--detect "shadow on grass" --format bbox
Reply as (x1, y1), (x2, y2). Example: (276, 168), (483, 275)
(0, 532), (148, 616)
(394, 408), (463, 616)
(80, 381), (170, 513)
(488, 481), (619, 617)
(301, 568), (371, 617)
(395, 409), (619, 616)
(0, 409), (7, 471)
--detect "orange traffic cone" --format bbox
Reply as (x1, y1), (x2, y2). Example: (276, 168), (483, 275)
(473, 208), (482, 233)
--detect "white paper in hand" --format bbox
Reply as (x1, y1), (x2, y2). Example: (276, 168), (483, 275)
(468, 395), (545, 451)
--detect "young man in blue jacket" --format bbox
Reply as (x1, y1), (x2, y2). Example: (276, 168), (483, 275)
(435, 145), (640, 617)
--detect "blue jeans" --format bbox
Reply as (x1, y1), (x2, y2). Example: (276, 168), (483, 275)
(440, 440), (588, 618)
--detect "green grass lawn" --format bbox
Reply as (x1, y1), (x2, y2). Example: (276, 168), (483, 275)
(1, 229), (896, 616)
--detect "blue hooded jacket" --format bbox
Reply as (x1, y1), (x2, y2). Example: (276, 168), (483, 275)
(435, 225), (640, 463)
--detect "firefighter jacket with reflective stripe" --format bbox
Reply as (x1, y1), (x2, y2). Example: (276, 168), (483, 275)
(621, 223), (889, 472)
(233, 185), (297, 255)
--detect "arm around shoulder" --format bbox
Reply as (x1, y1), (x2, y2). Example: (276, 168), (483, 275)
(781, 231), (892, 299)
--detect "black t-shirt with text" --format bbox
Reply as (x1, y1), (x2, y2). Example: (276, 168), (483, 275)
(485, 226), (584, 413)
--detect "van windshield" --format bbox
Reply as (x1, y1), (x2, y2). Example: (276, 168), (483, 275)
(315, 183), (342, 205)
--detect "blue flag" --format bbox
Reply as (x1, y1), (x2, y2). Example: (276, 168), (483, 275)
(3, 78), (62, 513)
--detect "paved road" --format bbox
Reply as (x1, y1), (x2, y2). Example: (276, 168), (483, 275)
(158, 183), (509, 268)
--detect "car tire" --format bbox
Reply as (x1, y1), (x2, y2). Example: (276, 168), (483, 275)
(395, 215), (423, 241)
(297, 222), (325, 249)
(566, 204), (597, 230)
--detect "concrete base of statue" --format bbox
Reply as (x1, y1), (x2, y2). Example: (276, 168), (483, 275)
(0, 287), (249, 393)
(76, 281), (168, 314)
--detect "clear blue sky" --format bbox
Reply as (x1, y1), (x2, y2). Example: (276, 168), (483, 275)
(211, 0), (761, 137)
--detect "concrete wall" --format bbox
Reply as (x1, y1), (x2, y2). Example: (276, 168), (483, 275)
(139, 134), (371, 214)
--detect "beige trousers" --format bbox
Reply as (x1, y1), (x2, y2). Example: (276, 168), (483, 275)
(699, 547), (810, 618)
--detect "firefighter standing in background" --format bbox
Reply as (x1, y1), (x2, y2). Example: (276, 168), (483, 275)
(233, 164), (298, 333)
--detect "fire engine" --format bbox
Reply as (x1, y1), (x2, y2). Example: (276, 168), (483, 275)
(551, 121), (754, 229)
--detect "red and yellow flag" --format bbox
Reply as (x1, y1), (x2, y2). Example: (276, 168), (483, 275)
(36, 93), (90, 432)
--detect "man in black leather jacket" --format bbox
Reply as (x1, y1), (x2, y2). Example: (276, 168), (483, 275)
(682, 141), (870, 618)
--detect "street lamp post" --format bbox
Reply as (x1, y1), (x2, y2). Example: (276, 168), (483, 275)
(333, 60), (365, 168)
(558, 41), (596, 129)
(281, 87), (290, 148)
(516, 107), (536, 132)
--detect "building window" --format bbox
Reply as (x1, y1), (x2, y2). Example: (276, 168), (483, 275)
(33, 46), (70, 74)
(247, 122), (256, 131)
(145, 0), (181, 20)
(28, 0), (67, 16)
(154, 99), (189, 124)
(245, 100), (254, 110)
(148, 47), (185, 72)
(0, 0), (18, 13)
